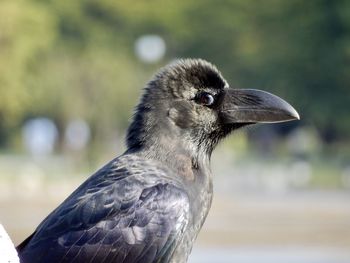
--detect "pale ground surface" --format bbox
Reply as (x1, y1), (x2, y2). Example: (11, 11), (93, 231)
(191, 191), (350, 263)
(1, 176), (349, 262)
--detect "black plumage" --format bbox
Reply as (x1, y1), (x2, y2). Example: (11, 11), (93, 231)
(17, 59), (299, 263)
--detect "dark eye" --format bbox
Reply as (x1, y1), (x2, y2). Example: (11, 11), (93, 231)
(196, 92), (215, 106)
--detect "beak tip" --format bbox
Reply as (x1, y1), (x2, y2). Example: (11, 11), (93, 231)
(289, 107), (300, 121)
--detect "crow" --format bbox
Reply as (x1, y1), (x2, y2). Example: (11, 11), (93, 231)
(17, 59), (299, 263)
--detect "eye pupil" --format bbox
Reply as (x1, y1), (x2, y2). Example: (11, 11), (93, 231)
(198, 93), (214, 106)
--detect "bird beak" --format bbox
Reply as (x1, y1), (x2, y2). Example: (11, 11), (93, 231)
(219, 89), (300, 124)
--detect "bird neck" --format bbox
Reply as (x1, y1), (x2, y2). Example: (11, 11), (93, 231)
(127, 122), (212, 181)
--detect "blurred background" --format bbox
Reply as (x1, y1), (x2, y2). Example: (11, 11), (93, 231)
(0, 0), (350, 262)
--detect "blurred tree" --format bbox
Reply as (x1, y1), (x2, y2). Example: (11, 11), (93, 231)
(0, 0), (56, 145)
(0, 0), (349, 150)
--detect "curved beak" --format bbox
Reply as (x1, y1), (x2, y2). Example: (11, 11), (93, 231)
(219, 89), (300, 124)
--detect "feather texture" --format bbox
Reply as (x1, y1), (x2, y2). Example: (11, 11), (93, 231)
(18, 155), (190, 263)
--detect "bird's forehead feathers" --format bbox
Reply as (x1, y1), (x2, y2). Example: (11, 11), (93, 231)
(153, 59), (228, 99)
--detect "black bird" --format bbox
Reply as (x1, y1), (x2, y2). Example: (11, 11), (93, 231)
(17, 59), (299, 263)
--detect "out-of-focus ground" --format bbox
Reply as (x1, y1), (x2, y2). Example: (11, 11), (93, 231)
(0, 149), (349, 262)
(200, 192), (350, 248)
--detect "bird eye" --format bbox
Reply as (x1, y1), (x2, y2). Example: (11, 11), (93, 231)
(196, 92), (215, 106)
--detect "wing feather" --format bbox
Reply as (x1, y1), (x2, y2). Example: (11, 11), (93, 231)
(18, 156), (190, 263)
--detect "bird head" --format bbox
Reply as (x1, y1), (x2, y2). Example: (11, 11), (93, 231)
(127, 59), (299, 158)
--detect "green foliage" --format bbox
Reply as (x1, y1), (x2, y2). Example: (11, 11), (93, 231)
(0, 0), (349, 148)
(0, 0), (55, 125)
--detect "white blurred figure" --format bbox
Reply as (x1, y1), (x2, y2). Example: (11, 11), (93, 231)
(289, 160), (312, 188)
(64, 119), (91, 151)
(22, 118), (58, 157)
(262, 164), (289, 194)
(287, 127), (321, 156)
(135, 35), (166, 63)
(0, 224), (19, 263)
(341, 166), (350, 189)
